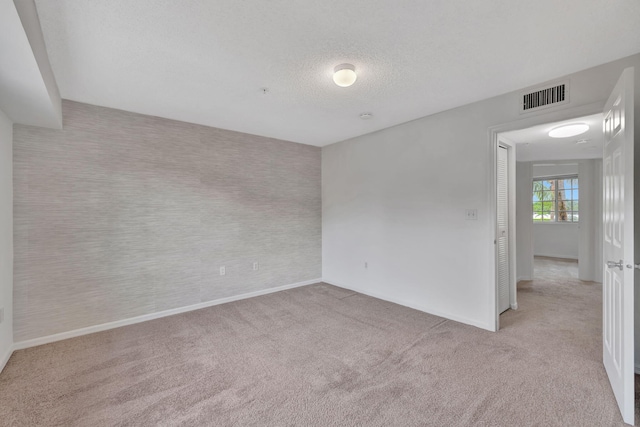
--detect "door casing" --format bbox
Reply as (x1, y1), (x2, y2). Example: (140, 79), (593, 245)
(488, 102), (603, 331)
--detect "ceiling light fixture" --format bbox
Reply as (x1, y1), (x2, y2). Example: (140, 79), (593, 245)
(333, 64), (357, 87)
(575, 139), (589, 144)
(359, 113), (373, 120)
(548, 123), (589, 138)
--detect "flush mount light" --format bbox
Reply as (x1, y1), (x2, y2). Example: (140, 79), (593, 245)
(359, 113), (373, 120)
(548, 123), (589, 138)
(333, 63), (357, 87)
(575, 139), (589, 144)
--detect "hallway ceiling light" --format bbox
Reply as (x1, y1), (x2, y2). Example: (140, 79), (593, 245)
(333, 64), (357, 87)
(548, 123), (589, 138)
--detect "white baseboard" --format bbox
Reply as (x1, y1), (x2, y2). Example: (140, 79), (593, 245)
(517, 276), (532, 282)
(0, 344), (13, 374)
(534, 254), (578, 261)
(12, 278), (321, 352)
(322, 278), (494, 332)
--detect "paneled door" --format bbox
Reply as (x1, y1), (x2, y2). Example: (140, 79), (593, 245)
(602, 67), (634, 425)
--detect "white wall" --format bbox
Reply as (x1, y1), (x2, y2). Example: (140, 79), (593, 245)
(533, 223), (579, 259)
(0, 0), (61, 128)
(595, 160), (603, 284)
(578, 159), (603, 282)
(322, 54), (640, 331)
(516, 162), (533, 281)
(0, 108), (13, 370)
(12, 0), (62, 127)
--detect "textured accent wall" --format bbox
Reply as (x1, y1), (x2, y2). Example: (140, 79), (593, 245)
(13, 100), (321, 341)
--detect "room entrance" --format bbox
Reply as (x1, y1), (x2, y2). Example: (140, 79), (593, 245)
(493, 112), (604, 321)
(501, 112), (603, 287)
(491, 67), (636, 424)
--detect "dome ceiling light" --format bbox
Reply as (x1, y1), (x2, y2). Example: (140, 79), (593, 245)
(548, 123), (589, 138)
(333, 64), (357, 87)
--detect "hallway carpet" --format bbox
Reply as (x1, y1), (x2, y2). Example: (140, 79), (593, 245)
(0, 259), (628, 426)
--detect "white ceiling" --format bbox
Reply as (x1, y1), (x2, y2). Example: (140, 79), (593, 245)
(34, 0), (640, 146)
(503, 114), (604, 162)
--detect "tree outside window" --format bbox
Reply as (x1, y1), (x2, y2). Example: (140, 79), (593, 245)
(532, 176), (579, 222)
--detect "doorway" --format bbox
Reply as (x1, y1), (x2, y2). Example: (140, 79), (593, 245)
(491, 68), (636, 425)
(502, 113), (604, 288)
(492, 110), (605, 331)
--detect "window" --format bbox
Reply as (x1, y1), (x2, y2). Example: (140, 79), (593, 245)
(532, 176), (579, 222)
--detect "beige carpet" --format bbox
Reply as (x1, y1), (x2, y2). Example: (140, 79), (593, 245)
(0, 258), (630, 426)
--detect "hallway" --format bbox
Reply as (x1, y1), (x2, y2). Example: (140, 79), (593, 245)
(509, 256), (639, 425)
(532, 256), (579, 280)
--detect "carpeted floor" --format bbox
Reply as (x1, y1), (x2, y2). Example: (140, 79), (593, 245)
(0, 258), (631, 426)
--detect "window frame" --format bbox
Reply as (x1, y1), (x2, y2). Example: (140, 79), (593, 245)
(532, 175), (579, 224)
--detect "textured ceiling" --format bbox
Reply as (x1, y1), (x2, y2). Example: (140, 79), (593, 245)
(504, 114), (604, 162)
(34, 0), (640, 146)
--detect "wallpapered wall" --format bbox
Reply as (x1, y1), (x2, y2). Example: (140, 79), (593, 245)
(13, 101), (321, 341)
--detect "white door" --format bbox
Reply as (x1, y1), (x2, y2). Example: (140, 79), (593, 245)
(497, 145), (510, 314)
(603, 67), (634, 425)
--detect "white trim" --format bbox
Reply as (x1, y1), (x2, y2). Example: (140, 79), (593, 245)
(488, 102), (604, 332)
(517, 276), (532, 282)
(0, 344), (13, 373)
(323, 278), (493, 332)
(510, 303), (518, 310)
(532, 175), (580, 224)
(13, 278), (321, 351)
(533, 253), (578, 260)
(532, 222), (580, 225)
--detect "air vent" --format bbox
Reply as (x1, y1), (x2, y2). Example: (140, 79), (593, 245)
(520, 81), (569, 113)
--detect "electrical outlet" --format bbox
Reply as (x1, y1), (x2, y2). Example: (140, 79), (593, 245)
(465, 209), (478, 220)
(220, 266), (226, 276)
(253, 262), (259, 271)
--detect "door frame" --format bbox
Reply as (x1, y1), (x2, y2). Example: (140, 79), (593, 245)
(488, 102), (604, 331)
